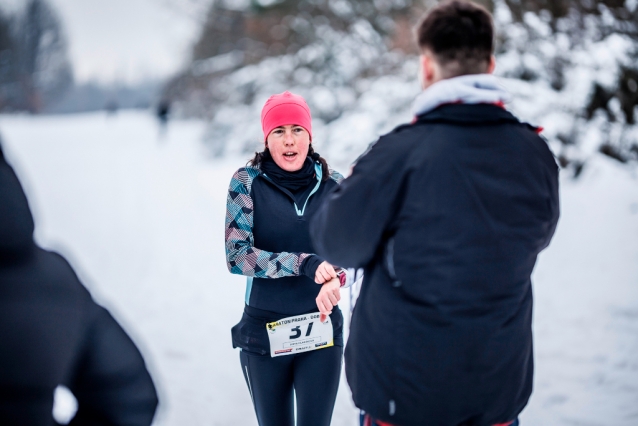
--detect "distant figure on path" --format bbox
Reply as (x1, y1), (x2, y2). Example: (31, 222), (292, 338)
(104, 99), (118, 115)
(311, 1), (560, 425)
(0, 144), (158, 425)
(156, 99), (170, 126)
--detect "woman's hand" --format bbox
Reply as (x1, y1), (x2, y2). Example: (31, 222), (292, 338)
(316, 278), (341, 322)
(315, 261), (336, 284)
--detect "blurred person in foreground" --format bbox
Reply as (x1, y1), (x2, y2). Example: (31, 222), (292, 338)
(0, 144), (158, 425)
(310, 1), (560, 425)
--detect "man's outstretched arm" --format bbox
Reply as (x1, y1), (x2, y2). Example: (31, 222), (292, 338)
(310, 136), (409, 268)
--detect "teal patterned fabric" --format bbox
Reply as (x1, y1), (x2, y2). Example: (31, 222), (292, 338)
(329, 169), (344, 184)
(225, 165), (343, 279)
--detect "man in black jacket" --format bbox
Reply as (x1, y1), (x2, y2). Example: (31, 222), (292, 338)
(310, 1), (560, 425)
(0, 144), (158, 425)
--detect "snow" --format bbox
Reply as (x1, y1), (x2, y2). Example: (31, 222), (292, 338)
(523, 157), (638, 426)
(1, 110), (637, 425)
(0, 111), (357, 426)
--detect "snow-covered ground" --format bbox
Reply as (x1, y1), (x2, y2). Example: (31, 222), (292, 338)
(0, 110), (637, 426)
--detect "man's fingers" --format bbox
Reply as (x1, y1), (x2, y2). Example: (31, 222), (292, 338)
(320, 313), (328, 322)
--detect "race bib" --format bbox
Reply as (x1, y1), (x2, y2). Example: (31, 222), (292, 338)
(266, 313), (333, 357)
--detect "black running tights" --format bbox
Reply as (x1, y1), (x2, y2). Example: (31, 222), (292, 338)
(239, 346), (342, 426)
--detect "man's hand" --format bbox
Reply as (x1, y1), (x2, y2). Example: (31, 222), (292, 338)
(316, 278), (341, 322)
(315, 261), (336, 284)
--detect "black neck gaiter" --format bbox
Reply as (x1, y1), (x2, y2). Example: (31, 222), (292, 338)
(261, 155), (317, 193)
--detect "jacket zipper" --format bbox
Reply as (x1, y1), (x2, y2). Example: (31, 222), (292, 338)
(261, 163), (323, 217)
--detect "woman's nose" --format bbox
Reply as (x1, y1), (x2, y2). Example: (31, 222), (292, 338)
(284, 131), (294, 144)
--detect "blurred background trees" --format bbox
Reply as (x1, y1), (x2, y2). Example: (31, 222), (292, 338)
(159, 0), (638, 171)
(495, 0), (638, 169)
(162, 0), (428, 121)
(0, 0), (636, 170)
(0, 0), (73, 113)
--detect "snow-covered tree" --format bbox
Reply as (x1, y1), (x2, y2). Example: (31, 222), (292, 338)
(495, 0), (638, 171)
(167, 0), (638, 171)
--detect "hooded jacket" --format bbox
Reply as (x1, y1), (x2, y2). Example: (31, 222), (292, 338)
(311, 75), (560, 426)
(0, 145), (158, 425)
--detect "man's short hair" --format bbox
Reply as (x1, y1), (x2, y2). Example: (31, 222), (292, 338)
(417, 0), (494, 77)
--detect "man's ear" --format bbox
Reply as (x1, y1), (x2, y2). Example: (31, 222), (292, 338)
(419, 54), (429, 89)
(419, 52), (437, 89)
(487, 55), (496, 74)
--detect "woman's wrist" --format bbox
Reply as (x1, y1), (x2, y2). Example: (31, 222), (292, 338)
(300, 255), (324, 280)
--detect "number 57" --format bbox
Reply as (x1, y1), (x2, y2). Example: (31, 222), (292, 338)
(289, 322), (314, 339)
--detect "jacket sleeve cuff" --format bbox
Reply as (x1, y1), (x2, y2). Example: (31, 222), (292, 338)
(300, 255), (324, 281)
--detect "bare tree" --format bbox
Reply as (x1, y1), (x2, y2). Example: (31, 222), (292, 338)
(4, 0), (73, 112)
(0, 10), (16, 110)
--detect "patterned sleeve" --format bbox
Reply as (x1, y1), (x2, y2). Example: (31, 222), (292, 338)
(225, 167), (310, 278)
(329, 169), (344, 184)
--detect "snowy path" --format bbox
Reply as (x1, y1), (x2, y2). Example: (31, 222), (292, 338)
(1, 111), (637, 426)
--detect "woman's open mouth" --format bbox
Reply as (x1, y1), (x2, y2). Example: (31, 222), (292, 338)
(282, 152), (298, 161)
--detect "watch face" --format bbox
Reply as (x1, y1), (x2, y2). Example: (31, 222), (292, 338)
(336, 270), (346, 286)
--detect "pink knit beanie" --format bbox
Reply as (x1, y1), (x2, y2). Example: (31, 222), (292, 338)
(261, 91), (312, 141)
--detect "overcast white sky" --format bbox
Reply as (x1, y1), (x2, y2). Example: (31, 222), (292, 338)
(13, 0), (204, 84)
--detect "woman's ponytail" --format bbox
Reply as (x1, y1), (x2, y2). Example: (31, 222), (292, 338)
(249, 148), (271, 168)
(307, 145), (330, 182)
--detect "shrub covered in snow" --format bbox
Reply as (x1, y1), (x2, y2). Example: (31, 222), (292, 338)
(494, 0), (638, 174)
(167, 0), (638, 173)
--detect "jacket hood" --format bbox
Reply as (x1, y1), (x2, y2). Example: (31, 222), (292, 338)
(412, 74), (511, 118)
(0, 144), (35, 256)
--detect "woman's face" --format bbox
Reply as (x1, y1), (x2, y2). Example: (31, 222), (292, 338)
(266, 124), (311, 172)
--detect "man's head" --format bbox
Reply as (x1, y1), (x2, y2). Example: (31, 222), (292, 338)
(417, 0), (496, 89)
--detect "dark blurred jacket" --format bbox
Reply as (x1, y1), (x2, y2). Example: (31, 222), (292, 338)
(311, 103), (560, 426)
(0, 146), (158, 425)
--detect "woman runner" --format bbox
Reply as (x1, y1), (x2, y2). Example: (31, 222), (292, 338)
(225, 91), (347, 426)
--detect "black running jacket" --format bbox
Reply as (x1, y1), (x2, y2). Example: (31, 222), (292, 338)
(0, 146), (158, 426)
(311, 104), (560, 426)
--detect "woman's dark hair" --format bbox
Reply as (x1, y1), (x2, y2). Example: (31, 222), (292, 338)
(249, 145), (330, 181)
